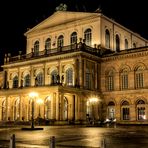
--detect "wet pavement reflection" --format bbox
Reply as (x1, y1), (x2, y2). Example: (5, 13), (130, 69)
(0, 125), (148, 147)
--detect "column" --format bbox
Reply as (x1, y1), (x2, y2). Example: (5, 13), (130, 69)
(51, 93), (56, 120)
(130, 104), (136, 121)
(114, 71), (119, 91)
(60, 93), (64, 120)
(83, 59), (86, 88)
(72, 95), (75, 121)
(6, 96), (8, 121)
(30, 66), (34, 86)
(18, 68), (21, 88)
(79, 57), (83, 88)
(129, 71), (135, 89)
(75, 59), (79, 87)
(95, 63), (98, 90)
(115, 104), (120, 122)
(74, 95), (78, 120)
(56, 92), (60, 120)
(19, 96), (22, 121)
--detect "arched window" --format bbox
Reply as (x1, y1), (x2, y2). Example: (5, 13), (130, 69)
(57, 35), (64, 47)
(135, 66), (144, 89)
(125, 39), (128, 49)
(136, 100), (146, 120)
(120, 68), (128, 90)
(36, 72), (44, 86)
(121, 101), (130, 120)
(133, 43), (136, 48)
(24, 74), (30, 87)
(44, 97), (51, 119)
(34, 41), (39, 56)
(105, 29), (110, 48)
(66, 68), (73, 86)
(70, 32), (77, 44)
(106, 71), (114, 91)
(63, 97), (68, 120)
(14, 98), (20, 120)
(13, 76), (18, 88)
(85, 68), (91, 89)
(84, 28), (92, 46)
(45, 38), (51, 50)
(2, 100), (6, 120)
(107, 101), (115, 119)
(51, 70), (58, 84)
(115, 34), (120, 52)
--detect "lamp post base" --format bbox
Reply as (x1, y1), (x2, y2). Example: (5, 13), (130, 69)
(21, 127), (44, 130)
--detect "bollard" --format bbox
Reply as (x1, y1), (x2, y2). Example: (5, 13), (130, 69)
(10, 134), (16, 148)
(101, 138), (106, 148)
(49, 136), (55, 148)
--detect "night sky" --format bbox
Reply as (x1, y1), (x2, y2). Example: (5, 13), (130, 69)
(0, 0), (147, 66)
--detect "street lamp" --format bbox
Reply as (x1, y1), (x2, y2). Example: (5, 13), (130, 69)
(29, 92), (38, 129)
(89, 97), (99, 124)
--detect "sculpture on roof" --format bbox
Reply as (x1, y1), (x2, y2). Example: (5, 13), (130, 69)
(55, 3), (67, 11)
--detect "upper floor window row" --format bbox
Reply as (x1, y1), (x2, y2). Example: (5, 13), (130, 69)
(105, 66), (145, 91)
(105, 29), (139, 51)
(33, 29), (92, 52)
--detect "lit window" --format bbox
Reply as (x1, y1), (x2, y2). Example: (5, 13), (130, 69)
(70, 32), (77, 44)
(34, 40), (39, 56)
(108, 101), (115, 119)
(135, 67), (144, 89)
(137, 100), (146, 120)
(57, 35), (64, 47)
(24, 74), (30, 87)
(66, 68), (73, 86)
(84, 28), (92, 46)
(120, 69), (128, 90)
(125, 39), (128, 49)
(51, 70), (58, 84)
(121, 101), (130, 120)
(115, 34), (120, 52)
(105, 29), (110, 48)
(85, 68), (91, 89)
(36, 72), (44, 86)
(45, 38), (51, 50)
(106, 71), (114, 91)
(13, 76), (18, 88)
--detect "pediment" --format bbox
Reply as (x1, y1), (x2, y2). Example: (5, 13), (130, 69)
(25, 11), (99, 35)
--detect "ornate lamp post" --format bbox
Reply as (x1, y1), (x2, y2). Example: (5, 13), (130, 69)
(89, 97), (99, 125)
(29, 92), (38, 129)
(22, 92), (43, 130)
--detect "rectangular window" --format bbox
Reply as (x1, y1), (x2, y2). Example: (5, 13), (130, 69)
(123, 108), (129, 120)
(121, 74), (128, 90)
(136, 73), (143, 88)
(108, 76), (113, 91)
(86, 73), (91, 89)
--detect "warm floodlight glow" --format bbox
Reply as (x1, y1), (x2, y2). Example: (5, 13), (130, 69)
(37, 98), (43, 104)
(89, 97), (99, 103)
(47, 96), (51, 101)
(29, 92), (38, 98)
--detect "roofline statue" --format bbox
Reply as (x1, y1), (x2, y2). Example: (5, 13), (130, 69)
(55, 3), (67, 11)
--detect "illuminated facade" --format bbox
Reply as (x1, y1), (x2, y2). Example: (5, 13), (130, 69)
(0, 10), (148, 124)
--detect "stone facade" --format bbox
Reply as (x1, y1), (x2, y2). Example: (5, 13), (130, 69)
(0, 10), (147, 124)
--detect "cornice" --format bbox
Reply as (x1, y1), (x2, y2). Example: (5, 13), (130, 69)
(102, 47), (148, 62)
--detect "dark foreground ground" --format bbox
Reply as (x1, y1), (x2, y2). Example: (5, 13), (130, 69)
(0, 124), (148, 148)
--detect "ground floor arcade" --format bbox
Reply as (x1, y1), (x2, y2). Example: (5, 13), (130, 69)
(0, 86), (102, 124)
